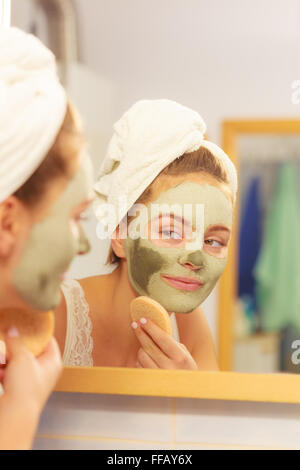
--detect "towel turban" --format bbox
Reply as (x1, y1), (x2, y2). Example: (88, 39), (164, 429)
(0, 27), (67, 202)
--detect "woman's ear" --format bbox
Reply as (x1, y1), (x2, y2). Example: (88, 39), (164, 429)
(0, 197), (26, 258)
(110, 226), (127, 259)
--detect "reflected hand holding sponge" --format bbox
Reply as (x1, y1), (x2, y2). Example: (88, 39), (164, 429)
(130, 296), (172, 336)
(0, 309), (54, 358)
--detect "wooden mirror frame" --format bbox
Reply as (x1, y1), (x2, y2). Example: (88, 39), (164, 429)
(55, 119), (300, 404)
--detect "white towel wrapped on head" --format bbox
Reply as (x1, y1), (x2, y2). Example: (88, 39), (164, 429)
(0, 27), (67, 202)
(94, 99), (238, 236)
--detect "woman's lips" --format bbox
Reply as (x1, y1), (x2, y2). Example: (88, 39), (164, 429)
(161, 274), (204, 291)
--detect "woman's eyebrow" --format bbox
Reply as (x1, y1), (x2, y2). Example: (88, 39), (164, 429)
(159, 213), (192, 226)
(206, 225), (231, 233)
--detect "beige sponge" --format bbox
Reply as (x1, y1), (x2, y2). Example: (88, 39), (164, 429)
(0, 308), (54, 358)
(130, 296), (172, 335)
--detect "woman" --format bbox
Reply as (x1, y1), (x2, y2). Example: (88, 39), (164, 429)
(55, 99), (237, 370)
(0, 27), (94, 449)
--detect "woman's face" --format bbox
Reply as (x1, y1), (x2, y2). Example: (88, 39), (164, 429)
(11, 153), (94, 310)
(124, 173), (233, 313)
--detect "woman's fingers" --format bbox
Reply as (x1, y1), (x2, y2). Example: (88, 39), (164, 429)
(5, 328), (33, 363)
(137, 348), (159, 369)
(37, 338), (62, 372)
(132, 318), (198, 370)
(132, 322), (170, 367)
(138, 318), (184, 362)
(0, 341), (5, 366)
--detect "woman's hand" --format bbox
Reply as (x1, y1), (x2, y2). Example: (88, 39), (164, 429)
(131, 318), (198, 370)
(0, 329), (62, 410)
(0, 328), (62, 450)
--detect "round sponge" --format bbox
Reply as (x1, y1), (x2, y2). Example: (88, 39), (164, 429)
(0, 308), (54, 358)
(130, 296), (172, 335)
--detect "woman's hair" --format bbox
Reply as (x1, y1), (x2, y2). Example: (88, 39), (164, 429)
(106, 145), (230, 265)
(13, 101), (84, 206)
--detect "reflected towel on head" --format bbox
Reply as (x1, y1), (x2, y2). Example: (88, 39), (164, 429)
(254, 163), (300, 331)
(0, 27), (67, 202)
(93, 99), (238, 236)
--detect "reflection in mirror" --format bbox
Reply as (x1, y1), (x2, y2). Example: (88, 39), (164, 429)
(234, 134), (300, 374)
(7, 0), (240, 373)
(13, 1), (300, 379)
(55, 105), (236, 371)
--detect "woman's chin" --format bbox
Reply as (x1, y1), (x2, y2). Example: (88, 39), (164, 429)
(22, 284), (62, 312)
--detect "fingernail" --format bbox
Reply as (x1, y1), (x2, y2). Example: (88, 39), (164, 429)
(140, 317), (147, 325)
(131, 322), (138, 329)
(8, 327), (19, 338)
(0, 341), (5, 364)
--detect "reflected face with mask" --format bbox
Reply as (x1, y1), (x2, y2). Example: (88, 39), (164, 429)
(124, 173), (233, 313)
(12, 154), (94, 311)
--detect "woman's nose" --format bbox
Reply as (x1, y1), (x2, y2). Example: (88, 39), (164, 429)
(77, 226), (91, 255)
(179, 251), (204, 270)
(182, 261), (202, 271)
(78, 239), (91, 255)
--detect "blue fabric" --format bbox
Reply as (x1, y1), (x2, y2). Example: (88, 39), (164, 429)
(238, 177), (262, 305)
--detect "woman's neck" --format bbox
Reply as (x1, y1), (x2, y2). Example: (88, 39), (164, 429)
(0, 275), (29, 310)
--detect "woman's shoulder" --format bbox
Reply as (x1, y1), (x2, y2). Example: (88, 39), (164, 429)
(76, 270), (118, 316)
(77, 273), (114, 299)
(77, 274), (111, 291)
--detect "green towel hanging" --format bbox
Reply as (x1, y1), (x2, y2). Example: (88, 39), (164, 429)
(254, 162), (300, 331)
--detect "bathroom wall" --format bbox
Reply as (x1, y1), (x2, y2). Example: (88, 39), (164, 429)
(34, 392), (300, 450)
(73, 0), (300, 142)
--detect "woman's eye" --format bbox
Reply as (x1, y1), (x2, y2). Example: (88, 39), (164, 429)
(161, 230), (181, 240)
(205, 239), (222, 247)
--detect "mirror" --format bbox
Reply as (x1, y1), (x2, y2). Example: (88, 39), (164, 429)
(8, 1), (300, 403)
(220, 120), (300, 375)
(12, 0), (231, 372)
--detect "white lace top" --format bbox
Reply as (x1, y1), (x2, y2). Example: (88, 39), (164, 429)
(61, 279), (94, 366)
(61, 279), (180, 367)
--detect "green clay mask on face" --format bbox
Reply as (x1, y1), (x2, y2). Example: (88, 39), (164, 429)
(125, 181), (233, 313)
(12, 155), (94, 310)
